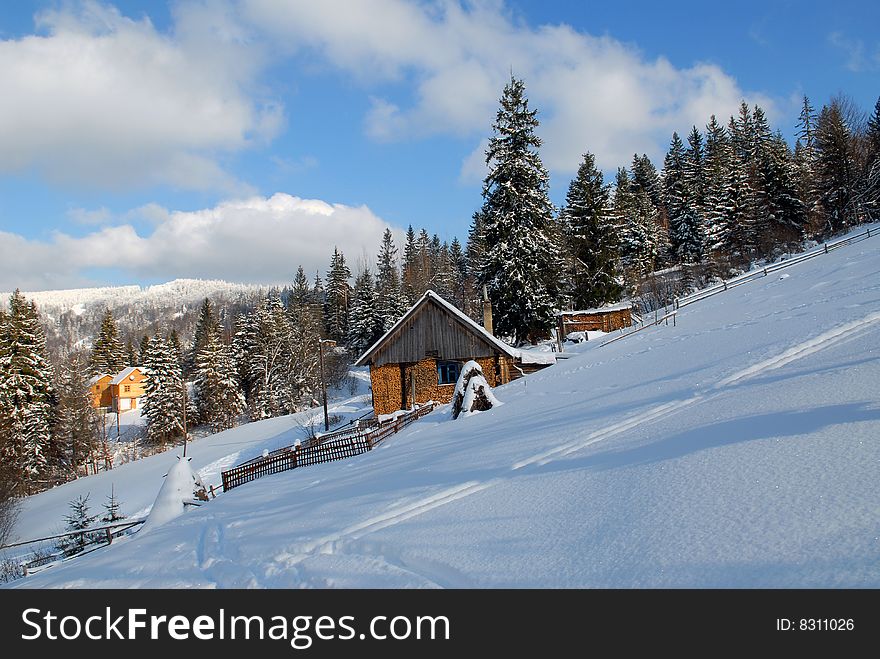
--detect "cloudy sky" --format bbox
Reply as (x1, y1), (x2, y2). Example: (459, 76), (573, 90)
(1, 0), (878, 291)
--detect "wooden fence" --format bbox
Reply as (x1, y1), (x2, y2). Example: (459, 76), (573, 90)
(220, 403), (435, 492)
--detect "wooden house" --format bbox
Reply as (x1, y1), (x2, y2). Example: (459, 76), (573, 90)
(556, 302), (633, 336)
(355, 290), (527, 416)
(109, 366), (147, 412)
(88, 373), (113, 409)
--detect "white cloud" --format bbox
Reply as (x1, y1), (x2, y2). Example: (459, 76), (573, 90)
(828, 31), (880, 72)
(0, 1), (281, 192)
(67, 206), (113, 225)
(0, 193), (400, 291)
(243, 0), (775, 175)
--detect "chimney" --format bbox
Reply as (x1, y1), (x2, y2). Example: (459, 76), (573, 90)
(482, 285), (494, 335)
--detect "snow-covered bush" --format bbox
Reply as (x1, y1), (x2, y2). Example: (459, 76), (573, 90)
(140, 457), (205, 533)
(451, 360), (502, 420)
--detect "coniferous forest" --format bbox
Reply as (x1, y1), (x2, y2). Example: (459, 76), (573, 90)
(1, 78), (878, 503)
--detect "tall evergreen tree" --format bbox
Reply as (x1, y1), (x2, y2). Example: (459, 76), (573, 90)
(89, 309), (126, 375)
(664, 132), (704, 263)
(138, 334), (150, 367)
(55, 351), (100, 477)
(862, 97), (880, 221)
(194, 334), (245, 433)
(187, 298), (221, 375)
(0, 291), (55, 486)
(794, 96), (821, 233)
(815, 100), (859, 235)
(375, 229), (408, 330)
(614, 167), (658, 277)
(142, 333), (184, 446)
(477, 76), (559, 344)
(703, 115), (732, 256)
(347, 266), (382, 355)
(324, 248), (352, 343)
(560, 152), (622, 309)
(125, 340), (137, 368)
(448, 237), (471, 313)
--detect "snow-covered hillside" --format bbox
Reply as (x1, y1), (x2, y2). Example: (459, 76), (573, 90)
(8, 227), (880, 588)
(1, 279), (266, 317)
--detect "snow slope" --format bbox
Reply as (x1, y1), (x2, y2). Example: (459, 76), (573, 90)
(6, 393), (374, 545)
(9, 227), (880, 588)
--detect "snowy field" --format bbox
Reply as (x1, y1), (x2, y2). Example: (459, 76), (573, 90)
(7, 227), (880, 588)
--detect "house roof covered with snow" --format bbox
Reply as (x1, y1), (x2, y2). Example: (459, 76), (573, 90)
(556, 302), (632, 316)
(88, 373), (111, 386)
(110, 366), (145, 385)
(354, 290), (519, 367)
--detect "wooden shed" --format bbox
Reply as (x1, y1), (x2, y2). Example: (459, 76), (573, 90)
(354, 291), (522, 416)
(556, 302), (633, 336)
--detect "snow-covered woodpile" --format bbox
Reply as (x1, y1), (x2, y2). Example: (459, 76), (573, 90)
(451, 360), (502, 420)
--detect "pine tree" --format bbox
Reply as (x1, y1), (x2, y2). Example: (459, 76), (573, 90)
(477, 76), (559, 344)
(55, 351), (100, 477)
(631, 154), (662, 208)
(187, 298), (221, 376)
(325, 248), (352, 343)
(142, 333), (184, 446)
(287, 274), (321, 408)
(815, 100), (858, 236)
(0, 291), (55, 487)
(242, 294), (296, 420)
(347, 266), (382, 355)
(138, 334), (150, 366)
(402, 225), (418, 303)
(89, 309), (126, 375)
(560, 152), (622, 309)
(614, 167), (658, 277)
(167, 328), (183, 369)
(125, 340), (137, 368)
(101, 485), (125, 523)
(194, 334), (246, 433)
(290, 266), (311, 307)
(59, 494), (98, 554)
(375, 229), (408, 331)
(664, 132), (704, 263)
(448, 237), (471, 313)
(756, 132), (807, 252)
(862, 97), (880, 221)
(703, 115), (732, 256)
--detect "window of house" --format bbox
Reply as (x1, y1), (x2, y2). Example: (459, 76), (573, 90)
(124, 385), (131, 393)
(437, 360), (461, 385)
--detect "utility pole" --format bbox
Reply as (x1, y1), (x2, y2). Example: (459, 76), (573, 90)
(318, 339), (337, 431)
(182, 381), (188, 458)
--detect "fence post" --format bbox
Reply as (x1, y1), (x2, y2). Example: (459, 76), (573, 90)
(106, 527), (113, 545)
(824, 243), (828, 254)
(723, 281), (728, 291)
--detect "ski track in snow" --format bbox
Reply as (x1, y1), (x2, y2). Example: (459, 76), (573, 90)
(231, 309), (880, 580)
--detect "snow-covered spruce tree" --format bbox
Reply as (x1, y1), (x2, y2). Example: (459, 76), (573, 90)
(375, 229), (408, 331)
(167, 328), (184, 370)
(664, 132), (704, 264)
(59, 494), (98, 555)
(865, 97), (880, 222)
(448, 237), (472, 315)
(347, 266), (382, 356)
(287, 280), (321, 409)
(815, 100), (859, 236)
(89, 308), (126, 376)
(246, 294), (295, 420)
(186, 298), (221, 377)
(142, 333), (184, 446)
(430, 236), (454, 299)
(560, 152), (623, 309)
(194, 334), (245, 433)
(703, 115), (733, 258)
(614, 167), (658, 279)
(325, 247), (352, 344)
(138, 334), (150, 367)
(101, 485), (125, 523)
(477, 76), (559, 344)
(125, 340), (137, 368)
(794, 96), (821, 234)
(756, 131), (807, 253)
(55, 351), (101, 477)
(0, 291), (56, 488)
(631, 154), (663, 208)
(716, 114), (756, 262)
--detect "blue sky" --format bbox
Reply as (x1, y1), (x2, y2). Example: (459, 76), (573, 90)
(0, 0), (878, 291)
